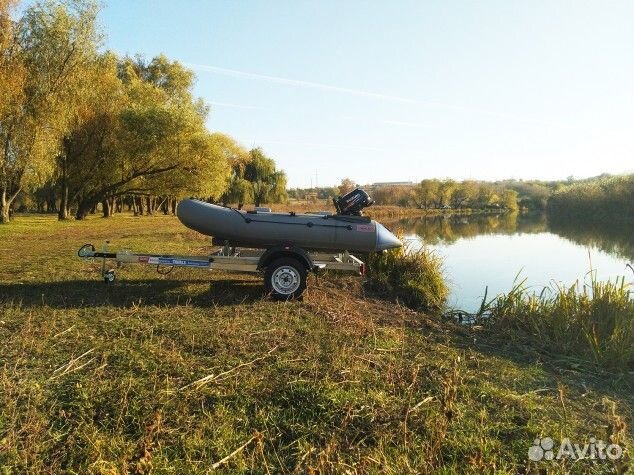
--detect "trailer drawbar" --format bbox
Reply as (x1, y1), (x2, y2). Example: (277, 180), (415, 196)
(77, 242), (365, 300)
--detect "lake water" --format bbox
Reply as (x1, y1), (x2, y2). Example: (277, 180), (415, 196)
(390, 213), (634, 312)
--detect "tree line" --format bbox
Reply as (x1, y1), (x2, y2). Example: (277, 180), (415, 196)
(0, 0), (286, 224)
(381, 179), (519, 210)
(547, 175), (634, 224)
(291, 174), (634, 216)
(290, 179), (520, 210)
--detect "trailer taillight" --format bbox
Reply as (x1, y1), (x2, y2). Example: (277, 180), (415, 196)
(360, 263), (366, 275)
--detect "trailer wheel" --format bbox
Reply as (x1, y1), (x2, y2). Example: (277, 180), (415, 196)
(264, 257), (307, 300)
(104, 270), (116, 284)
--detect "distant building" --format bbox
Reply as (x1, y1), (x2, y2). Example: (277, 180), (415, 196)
(364, 181), (414, 194)
(371, 181), (414, 187)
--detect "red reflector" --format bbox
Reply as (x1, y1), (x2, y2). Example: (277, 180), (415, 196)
(360, 263), (366, 275)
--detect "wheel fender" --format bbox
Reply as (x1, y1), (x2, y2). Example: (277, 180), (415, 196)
(257, 245), (314, 271)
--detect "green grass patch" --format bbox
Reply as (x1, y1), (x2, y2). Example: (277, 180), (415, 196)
(0, 213), (632, 473)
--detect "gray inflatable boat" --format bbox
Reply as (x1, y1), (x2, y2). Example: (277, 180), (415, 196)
(177, 191), (402, 253)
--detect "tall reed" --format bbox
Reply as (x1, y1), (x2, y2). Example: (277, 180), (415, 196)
(484, 273), (633, 370)
(366, 243), (448, 312)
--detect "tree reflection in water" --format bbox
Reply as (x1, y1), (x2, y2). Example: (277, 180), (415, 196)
(390, 212), (633, 262)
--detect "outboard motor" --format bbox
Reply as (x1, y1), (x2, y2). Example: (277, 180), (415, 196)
(333, 188), (374, 216)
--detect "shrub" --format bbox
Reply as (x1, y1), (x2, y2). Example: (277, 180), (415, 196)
(366, 244), (448, 312)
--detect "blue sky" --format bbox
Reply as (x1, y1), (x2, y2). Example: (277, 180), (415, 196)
(99, 0), (633, 187)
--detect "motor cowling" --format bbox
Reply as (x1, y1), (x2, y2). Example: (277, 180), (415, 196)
(333, 188), (374, 216)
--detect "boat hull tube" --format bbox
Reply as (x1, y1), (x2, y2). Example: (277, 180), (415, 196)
(176, 199), (402, 253)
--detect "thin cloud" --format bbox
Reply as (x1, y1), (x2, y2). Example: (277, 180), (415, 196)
(209, 101), (261, 110)
(242, 138), (411, 153)
(187, 63), (602, 135)
(186, 63), (423, 105)
(381, 119), (433, 129)
(186, 62), (577, 128)
(340, 115), (434, 129)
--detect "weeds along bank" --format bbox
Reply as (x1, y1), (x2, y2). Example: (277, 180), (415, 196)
(0, 214), (632, 473)
(369, 245), (634, 373)
(366, 245), (448, 312)
(480, 276), (634, 372)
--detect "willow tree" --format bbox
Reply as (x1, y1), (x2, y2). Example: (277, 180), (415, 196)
(450, 180), (479, 208)
(219, 139), (252, 207)
(142, 132), (240, 214)
(0, 0), (101, 223)
(0, 0), (24, 222)
(172, 132), (243, 201)
(58, 54), (230, 219)
(73, 60), (192, 219)
(54, 52), (122, 219)
(243, 148), (288, 207)
(502, 189), (519, 210)
(416, 179), (440, 209)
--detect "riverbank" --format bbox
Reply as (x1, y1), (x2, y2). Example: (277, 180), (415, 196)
(277, 200), (511, 219)
(1, 214), (632, 473)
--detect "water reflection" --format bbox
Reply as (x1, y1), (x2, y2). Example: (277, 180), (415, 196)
(395, 212), (547, 246)
(547, 219), (634, 262)
(390, 212), (633, 311)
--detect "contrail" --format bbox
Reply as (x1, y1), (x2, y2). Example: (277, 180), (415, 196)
(209, 101), (260, 110)
(381, 119), (433, 129)
(185, 62), (577, 128)
(240, 138), (414, 153)
(186, 63), (425, 106)
(341, 115), (434, 129)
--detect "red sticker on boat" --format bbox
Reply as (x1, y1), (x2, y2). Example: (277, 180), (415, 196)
(356, 224), (375, 232)
(138, 256), (149, 263)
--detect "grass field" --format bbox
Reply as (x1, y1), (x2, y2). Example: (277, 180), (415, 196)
(0, 214), (632, 473)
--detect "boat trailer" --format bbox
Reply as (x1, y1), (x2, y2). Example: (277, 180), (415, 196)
(77, 242), (366, 300)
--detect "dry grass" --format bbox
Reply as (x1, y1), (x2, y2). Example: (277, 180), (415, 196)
(0, 213), (632, 473)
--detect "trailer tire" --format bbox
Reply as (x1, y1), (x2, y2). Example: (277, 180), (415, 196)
(264, 257), (307, 300)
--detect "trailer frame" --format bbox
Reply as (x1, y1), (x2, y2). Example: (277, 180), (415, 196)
(77, 242), (366, 299)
